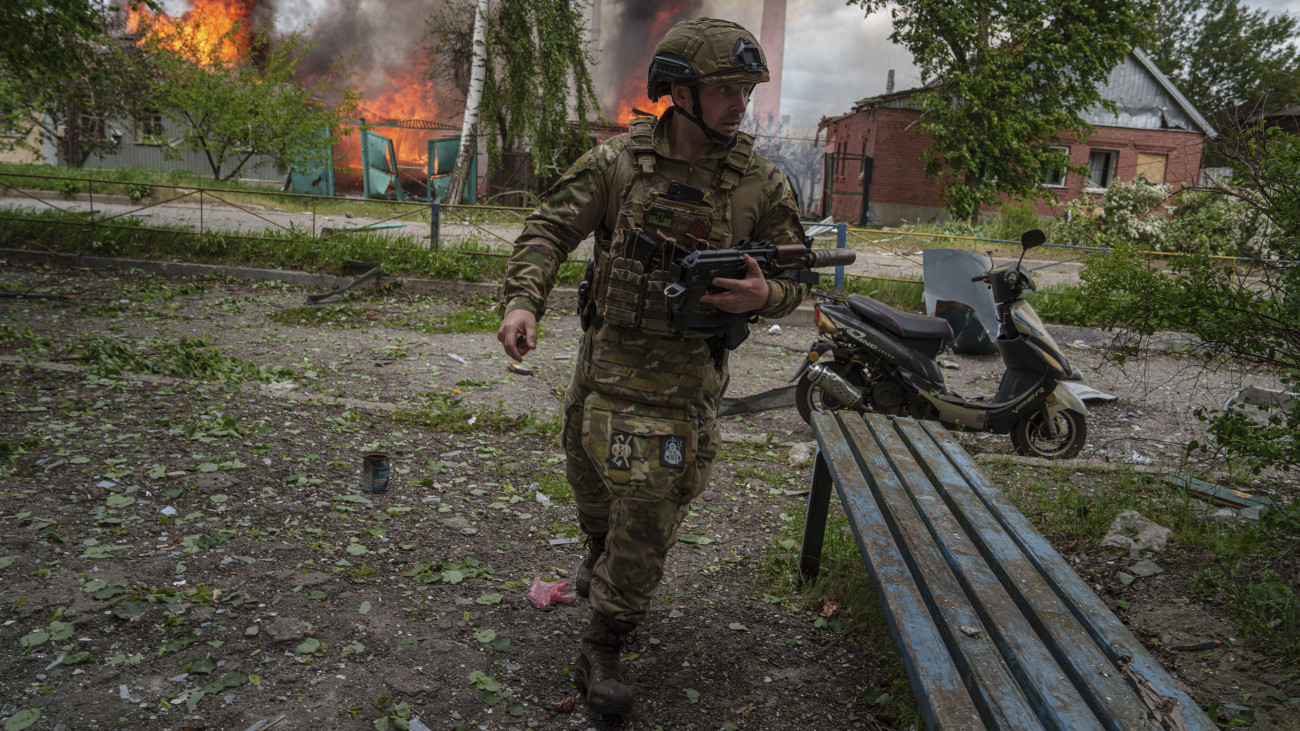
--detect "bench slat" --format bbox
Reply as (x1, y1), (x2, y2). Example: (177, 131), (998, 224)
(918, 421), (1216, 731)
(847, 414), (1098, 731)
(808, 411), (989, 730)
(887, 417), (1152, 730)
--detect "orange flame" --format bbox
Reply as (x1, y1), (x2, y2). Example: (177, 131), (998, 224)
(127, 0), (255, 65)
(611, 3), (698, 125)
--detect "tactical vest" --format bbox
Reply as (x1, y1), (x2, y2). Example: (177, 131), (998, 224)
(590, 115), (755, 338)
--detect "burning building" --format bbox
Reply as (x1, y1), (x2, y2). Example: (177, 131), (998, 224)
(79, 1), (787, 195)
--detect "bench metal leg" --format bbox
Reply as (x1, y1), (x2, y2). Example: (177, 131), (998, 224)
(799, 448), (834, 582)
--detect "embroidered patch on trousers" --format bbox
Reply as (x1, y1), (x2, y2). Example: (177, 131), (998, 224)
(660, 436), (686, 468)
(608, 431), (634, 470)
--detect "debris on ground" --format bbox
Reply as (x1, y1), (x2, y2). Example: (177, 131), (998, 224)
(528, 578), (575, 609)
(1101, 510), (1173, 557)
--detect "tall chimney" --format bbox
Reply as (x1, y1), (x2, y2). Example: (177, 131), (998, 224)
(751, 0), (786, 134)
(886, 69), (895, 94)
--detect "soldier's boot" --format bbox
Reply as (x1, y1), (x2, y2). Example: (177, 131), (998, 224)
(573, 611), (635, 715)
(574, 532), (606, 599)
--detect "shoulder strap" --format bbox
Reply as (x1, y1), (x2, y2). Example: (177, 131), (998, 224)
(628, 115), (658, 176)
(713, 131), (755, 193)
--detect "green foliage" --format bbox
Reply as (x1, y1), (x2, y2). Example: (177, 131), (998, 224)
(147, 26), (360, 180)
(1051, 178), (1275, 256)
(1189, 502), (1300, 662)
(72, 334), (288, 383)
(430, 0), (602, 181)
(1147, 0), (1300, 115)
(848, 0), (1154, 220)
(1080, 123), (1299, 471)
(994, 201), (1044, 243)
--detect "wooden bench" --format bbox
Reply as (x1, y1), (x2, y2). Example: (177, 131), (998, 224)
(799, 411), (1213, 731)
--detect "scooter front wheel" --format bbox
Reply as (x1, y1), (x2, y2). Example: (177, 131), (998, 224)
(1010, 409), (1087, 459)
(794, 366), (859, 426)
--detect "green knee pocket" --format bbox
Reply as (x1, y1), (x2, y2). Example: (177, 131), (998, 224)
(582, 394), (697, 502)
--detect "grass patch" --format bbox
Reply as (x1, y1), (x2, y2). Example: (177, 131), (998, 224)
(402, 300), (501, 334)
(70, 334), (295, 383)
(0, 209), (585, 286)
(395, 393), (562, 437)
(536, 472), (572, 503)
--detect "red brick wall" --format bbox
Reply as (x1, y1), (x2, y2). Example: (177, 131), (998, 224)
(822, 106), (1206, 223)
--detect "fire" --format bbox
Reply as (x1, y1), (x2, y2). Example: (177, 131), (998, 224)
(610, 2), (700, 125)
(614, 80), (672, 125)
(356, 67), (441, 167)
(126, 0), (255, 65)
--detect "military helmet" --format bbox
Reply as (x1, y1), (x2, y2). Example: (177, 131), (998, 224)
(647, 18), (770, 102)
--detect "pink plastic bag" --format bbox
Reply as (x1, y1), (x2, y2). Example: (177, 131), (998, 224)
(528, 577), (575, 609)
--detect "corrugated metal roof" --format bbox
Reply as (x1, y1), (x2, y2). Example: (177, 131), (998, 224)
(845, 50), (1216, 137)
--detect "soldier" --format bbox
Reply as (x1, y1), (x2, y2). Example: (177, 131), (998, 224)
(496, 18), (807, 715)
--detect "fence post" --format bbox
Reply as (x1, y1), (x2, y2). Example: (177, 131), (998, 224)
(430, 201), (440, 251)
(835, 223), (847, 292)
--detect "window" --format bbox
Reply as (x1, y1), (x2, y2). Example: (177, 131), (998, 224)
(1042, 146), (1068, 188)
(1087, 150), (1117, 189)
(135, 112), (164, 144)
(1135, 152), (1167, 184)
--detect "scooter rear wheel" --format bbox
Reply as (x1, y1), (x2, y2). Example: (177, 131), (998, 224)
(794, 366), (857, 426)
(1010, 409), (1087, 459)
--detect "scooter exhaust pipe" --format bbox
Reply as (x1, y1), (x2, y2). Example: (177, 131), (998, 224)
(805, 363), (864, 408)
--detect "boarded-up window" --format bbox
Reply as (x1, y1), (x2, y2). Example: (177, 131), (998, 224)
(1135, 152), (1168, 184)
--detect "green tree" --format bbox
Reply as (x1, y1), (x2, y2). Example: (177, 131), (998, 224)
(1080, 122), (1299, 471)
(0, 1), (158, 166)
(147, 25), (360, 181)
(848, 0), (1154, 220)
(429, 0), (601, 184)
(1147, 0), (1300, 116)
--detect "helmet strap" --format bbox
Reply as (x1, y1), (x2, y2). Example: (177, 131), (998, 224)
(675, 86), (736, 145)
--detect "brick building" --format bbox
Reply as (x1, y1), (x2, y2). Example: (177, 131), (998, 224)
(818, 50), (1217, 226)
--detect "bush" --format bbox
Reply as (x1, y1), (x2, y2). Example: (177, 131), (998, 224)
(1051, 177), (1279, 257)
(994, 200), (1041, 242)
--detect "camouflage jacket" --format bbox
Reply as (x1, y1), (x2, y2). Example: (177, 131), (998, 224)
(499, 107), (808, 321)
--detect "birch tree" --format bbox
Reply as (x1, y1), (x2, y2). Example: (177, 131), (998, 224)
(444, 0), (488, 205)
(430, 0), (601, 186)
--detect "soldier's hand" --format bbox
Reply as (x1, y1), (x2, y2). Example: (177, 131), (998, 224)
(498, 310), (537, 361)
(700, 254), (769, 313)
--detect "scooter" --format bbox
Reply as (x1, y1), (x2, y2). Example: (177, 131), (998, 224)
(791, 229), (1088, 458)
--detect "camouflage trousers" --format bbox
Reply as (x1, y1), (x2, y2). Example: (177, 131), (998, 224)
(561, 324), (726, 626)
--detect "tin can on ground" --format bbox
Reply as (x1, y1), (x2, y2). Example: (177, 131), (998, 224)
(361, 451), (391, 493)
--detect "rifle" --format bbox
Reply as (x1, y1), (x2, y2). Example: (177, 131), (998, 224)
(663, 239), (857, 314)
(661, 239), (857, 352)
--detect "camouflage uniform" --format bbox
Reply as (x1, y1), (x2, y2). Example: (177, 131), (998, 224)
(499, 105), (806, 626)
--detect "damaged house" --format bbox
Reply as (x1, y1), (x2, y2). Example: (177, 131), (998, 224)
(818, 49), (1217, 226)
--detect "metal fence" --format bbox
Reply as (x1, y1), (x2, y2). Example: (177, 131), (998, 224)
(3, 170), (1284, 285)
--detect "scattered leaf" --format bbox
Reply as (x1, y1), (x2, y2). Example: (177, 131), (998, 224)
(358, 601), (372, 615)
(476, 593), (503, 605)
(685, 688), (700, 703)
(295, 638), (321, 654)
(112, 601), (143, 620)
(4, 708), (40, 731)
(728, 623), (748, 632)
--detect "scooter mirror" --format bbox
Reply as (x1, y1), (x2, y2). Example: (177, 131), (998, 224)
(1021, 229), (1046, 250)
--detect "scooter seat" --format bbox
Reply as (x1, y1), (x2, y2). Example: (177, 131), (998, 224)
(846, 294), (954, 341)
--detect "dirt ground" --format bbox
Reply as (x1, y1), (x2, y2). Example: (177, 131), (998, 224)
(0, 261), (1295, 730)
